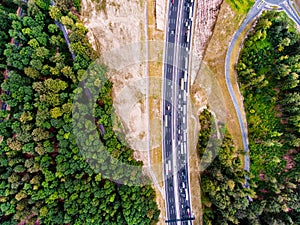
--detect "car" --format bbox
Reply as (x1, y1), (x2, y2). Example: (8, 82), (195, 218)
(181, 169), (186, 179)
(186, 207), (190, 216)
(170, 29), (175, 35)
(167, 104), (171, 110)
(181, 182), (186, 188)
(180, 197), (186, 203)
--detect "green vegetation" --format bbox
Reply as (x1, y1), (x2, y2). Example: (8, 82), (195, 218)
(0, 2), (159, 224)
(198, 108), (219, 167)
(236, 11), (300, 224)
(54, 0), (81, 13)
(199, 109), (256, 225)
(225, 0), (255, 14)
(0, 2), (18, 68)
(200, 11), (300, 225)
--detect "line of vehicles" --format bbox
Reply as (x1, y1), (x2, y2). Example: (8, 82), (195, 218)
(174, 0), (195, 222)
(185, 4), (193, 43)
(163, 0), (195, 223)
(180, 57), (188, 90)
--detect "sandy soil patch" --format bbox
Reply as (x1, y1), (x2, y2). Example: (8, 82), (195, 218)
(81, 0), (150, 159)
(81, 0), (226, 223)
(147, 0), (166, 223)
(82, 0), (167, 223)
(202, 2), (246, 150)
(155, 0), (166, 30)
(192, 0), (223, 62)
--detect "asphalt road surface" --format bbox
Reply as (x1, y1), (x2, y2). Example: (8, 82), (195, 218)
(163, 0), (194, 224)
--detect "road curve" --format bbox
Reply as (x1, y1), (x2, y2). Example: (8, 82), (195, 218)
(225, 0), (265, 173)
(225, 0), (300, 176)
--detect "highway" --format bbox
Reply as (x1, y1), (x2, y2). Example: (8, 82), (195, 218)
(162, 0), (194, 224)
(163, 0), (180, 222)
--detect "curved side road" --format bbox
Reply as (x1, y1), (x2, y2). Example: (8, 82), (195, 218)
(225, 0), (300, 177)
(225, 0), (265, 173)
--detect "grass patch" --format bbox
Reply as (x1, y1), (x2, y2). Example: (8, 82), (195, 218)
(225, 0), (255, 14)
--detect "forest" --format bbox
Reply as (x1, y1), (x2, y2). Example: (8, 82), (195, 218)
(200, 11), (299, 225)
(0, 0), (159, 224)
(199, 109), (256, 225)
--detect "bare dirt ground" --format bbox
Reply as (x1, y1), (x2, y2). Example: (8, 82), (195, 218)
(80, 0), (233, 224)
(81, 0), (166, 223)
(81, 0), (150, 163)
(192, 0), (223, 63)
(202, 2), (246, 150)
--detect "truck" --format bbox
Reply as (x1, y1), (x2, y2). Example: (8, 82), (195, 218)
(165, 115), (168, 127)
(180, 78), (184, 90)
(184, 71), (188, 82)
(165, 162), (169, 176)
(185, 189), (188, 200)
(183, 91), (187, 101)
(186, 33), (190, 43)
(189, 6), (193, 19)
(184, 57), (188, 70)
